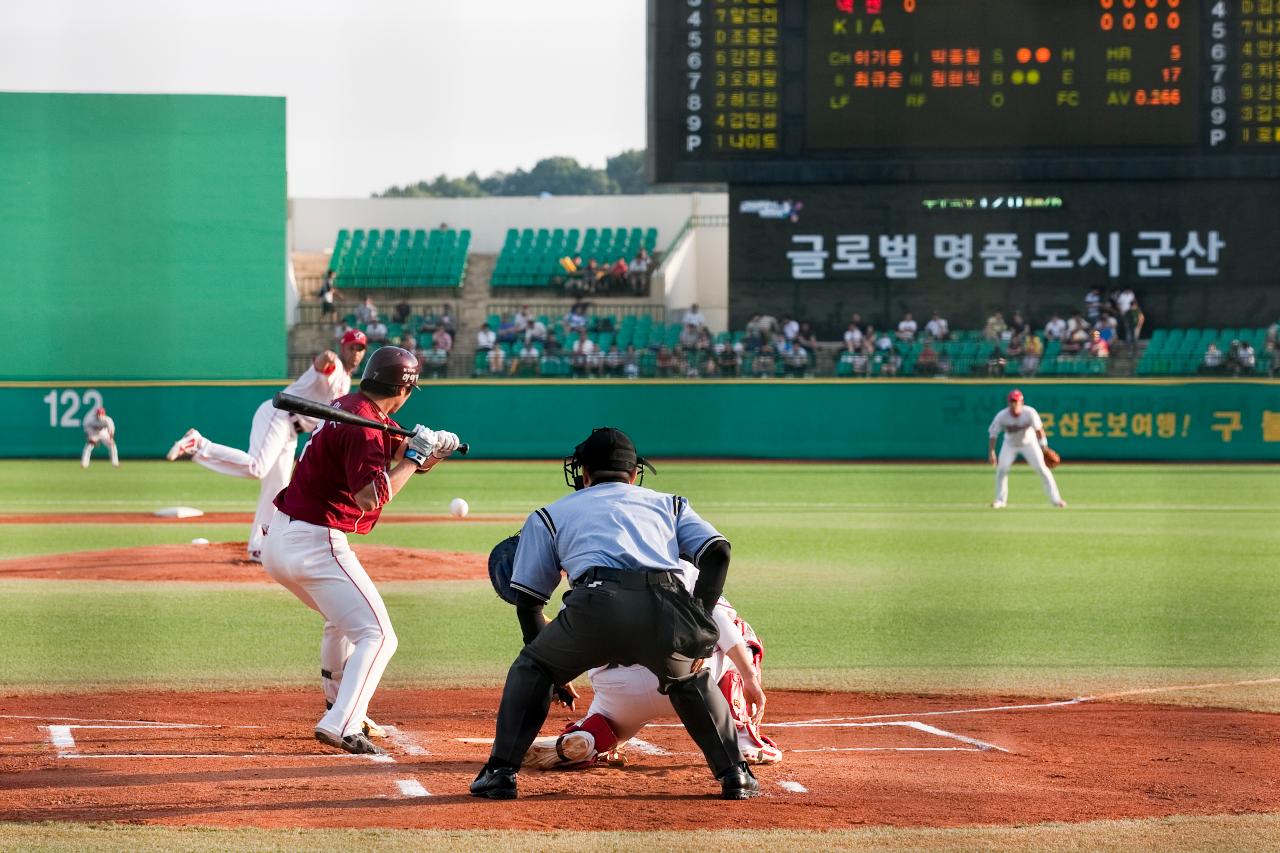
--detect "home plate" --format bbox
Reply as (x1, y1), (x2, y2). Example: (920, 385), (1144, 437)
(154, 506), (204, 519)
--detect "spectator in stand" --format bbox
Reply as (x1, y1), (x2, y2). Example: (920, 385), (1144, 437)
(319, 270), (341, 318)
(1006, 330), (1025, 361)
(583, 259), (601, 294)
(394, 298), (412, 325)
(877, 346), (900, 377)
(570, 329), (596, 378)
(366, 317), (389, 343)
(1021, 333), (1044, 376)
(1008, 311), (1029, 342)
(757, 313), (780, 338)
(1084, 287), (1104, 323)
(896, 312), (918, 342)
(872, 327), (893, 355)
(496, 313), (519, 344)
(656, 345), (678, 378)
(983, 311), (1007, 342)
(1123, 301), (1145, 346)
(679, 323), (700, 351)
(753, 340), (776, 378)
(796, 321), (819, 370)
(622, 344), (641, 379)
(924, 311), (949, 341)
(916, 340), (940, 376)
(715, 341), (740, 377)
(476, 322), (497, 354)
(564, 301), (590, 337)
(986, 342), (1007, 377)
(564, 254), (587, 295)
(1268, 321), (1280, 377)
(681, 303), (706, 329)
(356, 297), (378, 326)
(781, 314), (800, 342)
(843, 320), (864, 353)
(418, 307), (439, 335)
(526, 315), (548, 344)
(1201, 342), (1225, 373)
(1062, 322), (1089, 355)
(1097, 312), (1119, 346)
(513, 340), (540, 377)
(1088, 329), (1110, 359)
(440, 305), (455, 335)
(512, 306), (531, 338)
(334, 319), (357, 344)
(1043, 313), (1067, 341)
(543, 333), (562, 358)
(1113, 286), (1137, 317)
(848, 312), (866, 334)
(1229, 339), (1256, 376)
(628, 248), (651, 295)
(487, 342), (506, 376)
(432, 324), (453, 358)
(785, 338), (809, 377)
(400, 332), (419, 355)
(604, 344), (624, 377)
(609, 257), (629, 292)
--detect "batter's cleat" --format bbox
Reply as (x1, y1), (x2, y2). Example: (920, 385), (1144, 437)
(1054, 499), (1068, 508)
(470, 764), (518, 799)
(718, 762), (761, 800)
(991, 500), (1006, 509)
(523, 730), (595, 770)
(314, 728), (386, 756)
(165, 428), (204, 461)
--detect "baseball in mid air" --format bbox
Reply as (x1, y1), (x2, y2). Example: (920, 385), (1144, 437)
(449, 497), (470, 518)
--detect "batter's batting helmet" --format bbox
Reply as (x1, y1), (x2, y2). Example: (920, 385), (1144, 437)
(362, 346), (420, 387)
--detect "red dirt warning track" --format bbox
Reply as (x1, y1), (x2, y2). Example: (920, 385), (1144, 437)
(0, 688), (1276, 830)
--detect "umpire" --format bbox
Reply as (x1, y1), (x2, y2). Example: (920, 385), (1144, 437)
(471, 427), (758, 800)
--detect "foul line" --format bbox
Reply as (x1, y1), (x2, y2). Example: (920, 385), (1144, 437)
(625, 737), (671, 756)
(383, 725), (429, 756)
(396, 779), (430, 797)
(769, 677), (1280, 727)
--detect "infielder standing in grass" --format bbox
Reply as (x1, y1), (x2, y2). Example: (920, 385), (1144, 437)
(164, 329), (368, 561)
(988, 389), (1066, 509)
(261, 346), (460, 755)
(80, 406), (119, 469)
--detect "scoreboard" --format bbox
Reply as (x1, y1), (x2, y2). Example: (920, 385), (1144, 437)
(648, 0), (1280, 183)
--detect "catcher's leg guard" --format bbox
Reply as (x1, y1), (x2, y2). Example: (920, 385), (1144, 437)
(718, 671), (782, 764)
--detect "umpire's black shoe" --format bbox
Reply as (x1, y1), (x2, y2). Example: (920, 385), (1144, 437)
(315, 729), (385, 756)
(718, 763), (760, 800)
(470, 764), (519, 800)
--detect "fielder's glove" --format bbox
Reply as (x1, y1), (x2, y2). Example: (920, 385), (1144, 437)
(1042, 448), (1062, 468)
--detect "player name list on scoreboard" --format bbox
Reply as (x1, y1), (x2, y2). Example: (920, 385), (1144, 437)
(649, 0), (1280, 182)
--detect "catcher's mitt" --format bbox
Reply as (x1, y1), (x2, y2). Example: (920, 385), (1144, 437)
(487, 534), (521, 605)
(1042, 448), (1062, 468)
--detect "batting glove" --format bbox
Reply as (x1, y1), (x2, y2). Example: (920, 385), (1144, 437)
(431, 430), (461, 459)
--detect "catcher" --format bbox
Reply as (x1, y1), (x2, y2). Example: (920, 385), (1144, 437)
(488, 543), (780, 771)
(987, 389), (1066, 509)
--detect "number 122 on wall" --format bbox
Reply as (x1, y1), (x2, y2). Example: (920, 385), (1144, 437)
(43, 389), (104, 428)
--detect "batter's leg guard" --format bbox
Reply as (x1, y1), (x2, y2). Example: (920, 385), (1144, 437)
(664, 667), (743, 778)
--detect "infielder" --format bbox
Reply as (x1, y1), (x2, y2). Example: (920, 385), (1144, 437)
(164, 329), (368, 561)
(519, 561), (780, 771)
(81, 406), (119, 469)
(988, 389), (1066, 509)
(261, 346), (460, 755)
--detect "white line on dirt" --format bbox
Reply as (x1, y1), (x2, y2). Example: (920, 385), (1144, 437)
(768, 676), (1280, 727)
(45, 725), (76, 757)
(455, 737), (495, 744)
(625, 737), (671, 756)
(777, 780), (808, 793)
(2, 714), (204, 725)
(395, 779), (430, 797)
(903, 721), (1009, 753)
(383, 725), (429, 755)
(57, 752), (373, 760)
(790, 747), (981, 753)
(369, 753), (396, 764)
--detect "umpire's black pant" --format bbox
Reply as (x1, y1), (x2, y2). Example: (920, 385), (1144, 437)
(489, 570), (743, 778)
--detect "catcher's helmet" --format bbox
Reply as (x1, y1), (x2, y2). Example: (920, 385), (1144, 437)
(362, 346), (420, 387)
(563, 426), (656, 490)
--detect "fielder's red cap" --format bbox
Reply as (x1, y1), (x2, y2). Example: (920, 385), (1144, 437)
(341, 329), (368, 347)
(1007, 389), (1024, 402)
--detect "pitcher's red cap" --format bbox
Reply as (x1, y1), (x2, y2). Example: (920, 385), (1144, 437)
(341, 329), (368, 347)
(1007, 389), (1024, 402)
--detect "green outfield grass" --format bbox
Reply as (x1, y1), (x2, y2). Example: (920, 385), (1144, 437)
(0, 461), (1276, 707)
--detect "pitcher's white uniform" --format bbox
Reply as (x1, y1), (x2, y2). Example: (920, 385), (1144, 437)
(165, 331), (367, 560)
(81, 407), (119, 469)
(525, 562), (780, 769)
(988, 396), (1064, 507)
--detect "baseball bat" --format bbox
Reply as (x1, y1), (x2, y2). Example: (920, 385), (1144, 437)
(273, 392), (469, 455)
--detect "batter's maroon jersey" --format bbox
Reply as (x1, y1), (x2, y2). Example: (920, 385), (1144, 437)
(275, 391), (402, 534)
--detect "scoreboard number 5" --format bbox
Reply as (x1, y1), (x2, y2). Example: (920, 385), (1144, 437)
(43, 388), (104, 428)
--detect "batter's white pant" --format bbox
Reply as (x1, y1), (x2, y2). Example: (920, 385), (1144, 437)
(193, 400), (297, 556)
(261, 509), (398, 739)
(994, 441), (1063, 505)
(81, 430), (118, 468)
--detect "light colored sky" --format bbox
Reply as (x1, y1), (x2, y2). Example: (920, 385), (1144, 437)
(1, 0), (647, 197)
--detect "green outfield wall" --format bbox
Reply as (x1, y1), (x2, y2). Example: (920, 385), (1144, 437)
(0, 92), (286, 380)
(4, 380), (1279, 461)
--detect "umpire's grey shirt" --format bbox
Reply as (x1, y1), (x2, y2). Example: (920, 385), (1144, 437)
(509, 482), (726, 603)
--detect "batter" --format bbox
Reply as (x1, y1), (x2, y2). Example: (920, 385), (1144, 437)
(988, 388), (1066, 509)
(261, 346), (460, 754)
(80, 406), (119, 469)
(163, 330), (367, 560)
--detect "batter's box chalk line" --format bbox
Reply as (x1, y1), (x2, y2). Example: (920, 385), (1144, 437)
(39, 723), (390, 762)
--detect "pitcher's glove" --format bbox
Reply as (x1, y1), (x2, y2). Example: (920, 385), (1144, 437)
(1043, 448), (1062, 468)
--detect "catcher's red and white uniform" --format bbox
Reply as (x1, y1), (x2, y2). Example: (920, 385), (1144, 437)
(524, 562), (780, 770)
(988, 404), (1063, 506)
